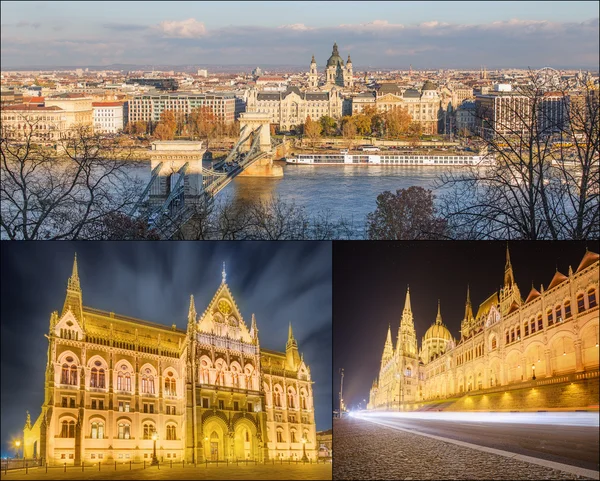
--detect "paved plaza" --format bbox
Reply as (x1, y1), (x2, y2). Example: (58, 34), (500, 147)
(0, 461), (332, 480)
(334, 417), (597, 480)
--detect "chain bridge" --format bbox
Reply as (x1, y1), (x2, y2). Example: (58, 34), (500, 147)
(129, 112), (283, 238)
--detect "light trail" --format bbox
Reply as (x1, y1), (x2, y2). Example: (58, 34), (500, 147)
(350, 410), (600, 427)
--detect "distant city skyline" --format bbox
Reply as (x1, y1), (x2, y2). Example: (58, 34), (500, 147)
(1, 1), (598, 69)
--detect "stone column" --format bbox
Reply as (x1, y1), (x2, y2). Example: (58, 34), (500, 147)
(574, 340), (584, 372)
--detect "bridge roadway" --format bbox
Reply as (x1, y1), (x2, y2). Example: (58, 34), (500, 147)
(353, 411), (600, 473)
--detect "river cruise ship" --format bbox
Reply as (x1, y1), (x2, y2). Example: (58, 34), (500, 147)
(286, 153), (493, 166)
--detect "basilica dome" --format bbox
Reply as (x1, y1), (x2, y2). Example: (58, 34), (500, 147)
(326, 43), (344, 67)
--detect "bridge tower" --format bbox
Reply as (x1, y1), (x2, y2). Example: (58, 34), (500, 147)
(237, 112), (283, 178)
(148, 141), (206, 207)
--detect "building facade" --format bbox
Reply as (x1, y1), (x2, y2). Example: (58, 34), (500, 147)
(307, 43), (353, 89)
(44, 94), (94, 130)
(23, 258), (318, 465)
(368, 249), (599, 409)
(246, 86), (343, 132)
(1, 104), (68, 142)
(92, 102), (125, 133)
(127, 92), (239, 125)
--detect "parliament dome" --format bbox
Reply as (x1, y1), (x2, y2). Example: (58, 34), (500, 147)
(424, 322), (452, 342)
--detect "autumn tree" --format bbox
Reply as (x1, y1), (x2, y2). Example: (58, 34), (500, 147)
(384, 106), (412, 138)
(319, 115), (338, 137)
(153, 122), (175, 140)
(341, 116), (357, 151)
(189, 106), (219, 147)
(366, 186), (448, 240)
(304, 116), (322, 152)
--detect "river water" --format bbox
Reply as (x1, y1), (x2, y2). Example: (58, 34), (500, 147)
(129, 161), (466, 235)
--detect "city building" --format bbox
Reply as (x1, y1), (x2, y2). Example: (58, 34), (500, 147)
(307, 43), (353, 89)
(246, 86), (343, 132)
(316, 429), (332, 458)
(44, 93), (94, 131)
(22, 258), (318, 465)
(92, 101), (125, 133)
(368, 248), (599, 409)
(127, 92), (240, 125)
(1, 104), (67, 141)
(475, 92), (531, 138)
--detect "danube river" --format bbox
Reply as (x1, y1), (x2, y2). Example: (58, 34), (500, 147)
(130, 161), (465, 235)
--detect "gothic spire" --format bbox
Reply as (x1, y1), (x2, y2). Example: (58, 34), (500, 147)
(68, 253), (80, 292)
(435, 299), (442, 325)
(250, 313), (258, 340)
(464, 285), (474, 320)
(403, 286), (412, 317)
(504, 244), (515, 286)
(288, 322), (295, 343)
(221, 262), (227, 284)
(286, 321), (300, 370)
(187, 294), (197, 330)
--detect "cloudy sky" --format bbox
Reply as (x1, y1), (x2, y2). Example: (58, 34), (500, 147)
(0, 242), (332, 456)
(1, 1), (598, 69)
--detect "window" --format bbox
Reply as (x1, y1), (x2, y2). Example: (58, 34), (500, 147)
(62, 397), (67, 408)
(61, 420), (75, 438)
(233, 401), (239, 411)
(511, 329), (515, 342)
(118, 401), (124, 412)
(166, 425), (176, 440)
(70, 398), (75, 408)
(276, 430), (284, 443)
(288, 392), (295, 409)
(577, 294), (585, 313)
(61, 359), (78, 386)
(150, 404), (154, 414)
(91, 454), (95, 459)
(141, 370), (155, 394)
(537, 315), (543, 331)
(143, 423), (155, 440)
(202, 398), (209, 409)
(99, 400), (104, 410)
(291, 431), (297, 443)
(547, 309), (554, 326)
(125, 402), (130, 412)
(92, 400), (97, 410)
(164, 373), (176, 396)
(565, 301), (572, 319)
(90, 367), (106, 389)
(274, 390), (282, 407)
(91, 422), (104, 439)
(247, 402), (253, 412)
(218, 400), (225, 410)
(98, 454), (103, 459)
(118, 422), (130, 439)
(61, 454), (66, 459)
(588, 289), (597, 309)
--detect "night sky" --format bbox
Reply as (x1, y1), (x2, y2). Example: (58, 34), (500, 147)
(333, 241), (593, 410)
(0, 241), (332, 456)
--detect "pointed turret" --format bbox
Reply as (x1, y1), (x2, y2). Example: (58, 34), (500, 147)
(62, 253), (83, 322)
(286, 322), (301, 371)
(250, 313), (259, 343)
(187, 294), (197, 334)
(464, 285), (474, 320)
(435, 299), (442, 325)
(396, 286), (417, 357)
(504, 244), (515, 287)
(381, 324), (394, 362)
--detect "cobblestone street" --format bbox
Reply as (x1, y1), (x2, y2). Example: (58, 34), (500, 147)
(333, 417), (596, 480)
(0, 462), (332, 480)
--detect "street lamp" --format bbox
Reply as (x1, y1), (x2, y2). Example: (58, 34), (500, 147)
(14, 440), (21, 459)
(301, 437), (308, 462)
(532, 364), (536, 380)
(151, 432), (159, 466)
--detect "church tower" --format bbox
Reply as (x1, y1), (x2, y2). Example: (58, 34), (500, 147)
(308, 55), (318, 88)
(344, 55), (353, 88)
(396, 287), (418, 358)
(500, 245), (521, 315)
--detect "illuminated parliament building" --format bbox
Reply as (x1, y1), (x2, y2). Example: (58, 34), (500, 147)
(22, 257), (318, 465)
(368, 248), (599, 410)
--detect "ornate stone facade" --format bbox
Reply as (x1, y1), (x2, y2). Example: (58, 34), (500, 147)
(23, 257), (318, 465)
(307, 43), (353, 90)
(368, 249), (599, 409)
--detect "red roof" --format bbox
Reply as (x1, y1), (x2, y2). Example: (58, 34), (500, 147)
(576, 250), (599, 273)
(547, 270), (568, 290)
(524, 287), (541, 304)
(23, 96), (45, 103)
(256, 76), (286, 82)
(92, 102), (124, 107)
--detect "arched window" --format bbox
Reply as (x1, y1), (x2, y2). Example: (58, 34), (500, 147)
(577, 294), (585, 313)
(61, 364), (70, 384)
(491, 337), (497, 350)
(141, 369), (155, 394)
(530, 318), (536, 334)
(588, 289), (597, 309)
(143, 423), (155, 440)
(290, 430), (297, 443)
(245, 430), (250, 442)
(91, 422), (104, 439)
(516, 327), (521, 340)
(564, 300), (572, 319)
(288, 390), (295, 409)
(524, 321), (529, 336)
(510, 329), (515, 343)
(406, 367), (412, 378)
(300, 392), (307, 410)
(61, 420), (75, 438)
(547, 309), (554, 326)
(90, 365), (105, 388)
(164, 372), (176, 396)
(166, 425), (176, 440)
(118, 422), (131, 439)
(276, 429), (284, 443)
(274, 389), (282, 408)
(505, 331), (509, 344)
(117, 372), (123, 390)
(537, 314), (543, 331)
